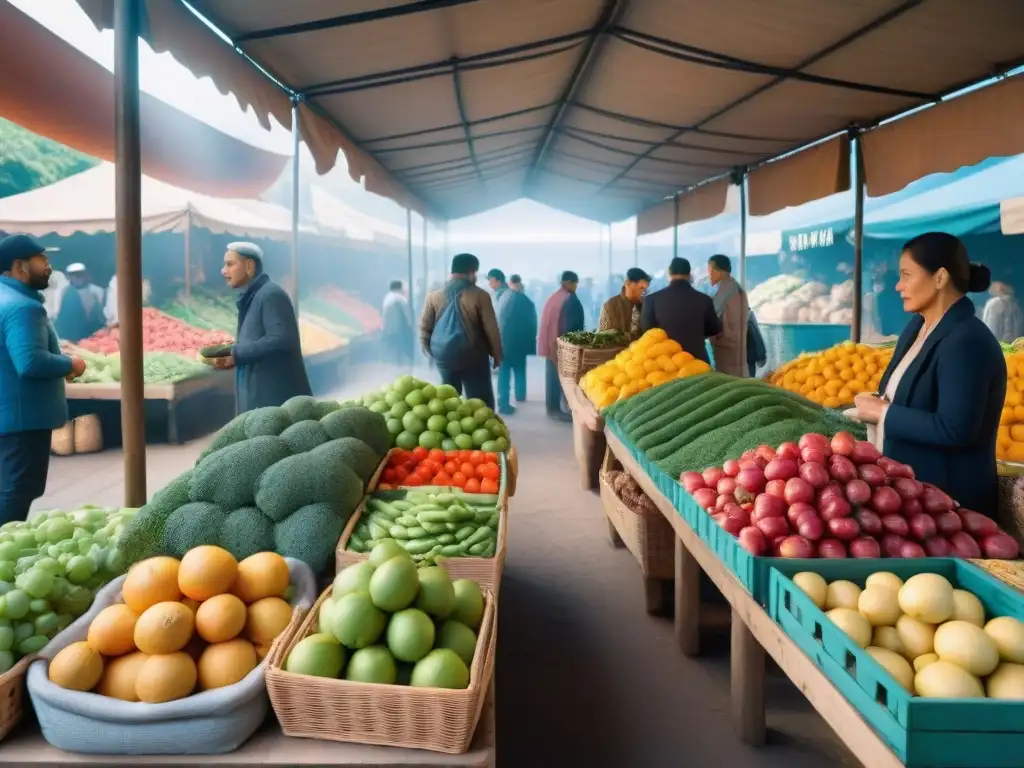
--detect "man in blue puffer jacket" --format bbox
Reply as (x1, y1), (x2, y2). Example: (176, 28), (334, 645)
(0, 234), (86, 523)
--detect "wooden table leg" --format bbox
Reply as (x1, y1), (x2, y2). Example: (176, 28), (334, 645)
(674, 538), (700, 656)
(731, 609), (766, 745)
(644, 578), (668, 615)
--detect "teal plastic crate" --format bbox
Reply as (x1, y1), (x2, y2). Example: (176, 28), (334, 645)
(769, 559), (1024, 767)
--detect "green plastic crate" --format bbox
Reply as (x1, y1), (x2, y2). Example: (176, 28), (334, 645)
(769, 559), (1024, 767)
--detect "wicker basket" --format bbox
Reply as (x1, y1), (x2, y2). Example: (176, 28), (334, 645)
(969, 559), (1024, 594)
(50, 422), (75, 457)
(997, 474), (1024, 547)
(336, 498), (508, 591)
(556, 337), (623, 382)
(0, 655), (34, 742)
(72, 414), (103, 455)
(599, 463), (674, 581)
(506, 444), (518, 497)
(266, 585), (496, 754)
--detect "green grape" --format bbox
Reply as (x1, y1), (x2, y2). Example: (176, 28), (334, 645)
(12, 532), (35, 549)
(55, 614), (72, 631)
(13, 622), (33, 644)
(104, 550), (126, 576)
(44, 545), (61, 560)
(0, 627), (12, 652)
(57, 540), (77, 555)
(0, 542), (19, 562)
(76, 538), (94, 556)
(66, 556), (96, 585)
(57, 553), (73, 568)
(33, 613), (59, 636)
(33, 528), (47, 545)
(34, 558), (61, 575)
(59, 586), (92, 616)
(29, 599), (50, 615)
(71, 527), (89, 541)
(4, 590), (29, 620)
(0, 651), (13, 674)
(48, 577), (69, 601)
(18, 570), (53, 600)
(15, 556), (39, 576)
(18, 635), (48, 655)
(44, 519), (74, 544)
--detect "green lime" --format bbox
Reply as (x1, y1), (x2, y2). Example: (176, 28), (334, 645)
(386, 419), (404, 436)
(396, 431), (419, 451)
(445, 421), (463, 437)
(454, 433), (473, 450)
(426, 415), (448, 433)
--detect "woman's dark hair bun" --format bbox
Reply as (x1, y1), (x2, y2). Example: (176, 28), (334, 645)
(968, 263), (992, 293)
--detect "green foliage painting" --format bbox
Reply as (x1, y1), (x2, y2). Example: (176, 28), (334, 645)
(0, 119), (99, 199)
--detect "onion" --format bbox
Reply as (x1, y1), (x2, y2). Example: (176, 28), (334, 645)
(755, 445), (777, 463)
(712, 512), (727, 526)
(764, 458), (799, 482)
(818, 539), (848, 558)
(798, 433), (830, 452)
(922, 484), (954, 514)
(872, 486), (903, 515)
(892, 478), (924, 500)
(828, 517), (860, 541)
(881, 534), (906, 558)
(949, 531), (982, 558)
(756, 516), (790, 540)
(765, 479), (788, 499)
(715, 493), (734, 511)
(738, 526), (767, 555)
(901, 498), (923, 518)
(900, 541), (927, 558)
(958, 510), (998, 538)
(828, 455), (857, 483)
(735, 467), (767, 495)
(878, 456), (915, 479)
(753, 493), (786, 520)
(724, 505), (751, 529)
(717, 477), (738, 497)
(817, 483), (844, 506)
(844, 479), (872, 505)
(881, 514), (910, 537)
(797, 516), (825, 542)
(849, 537), (881, 559)
(800, 447), (827, 465)
(777, 442), (801, 461)
(680, 472), (706, 493)
(738, 458), (761, 471)
(784, 477), (815, 505)
(907, 514), (937, 542)
(721, 515), (746, 536)
(771, 536), (788, 557)
(740, 450), (756, 462)
(786, 502), (817, 525)
(981, 532), (1020, 559)
(779, 535), (815, 558)
(722, 459), (741, 478)
(830, 432), (856, 457)
(819, 496), (852, 522)
(854, 508), (883, 536)
(851, 441), (882, 465)
(702, 467), (725, 489)
(692, 488), (718, 510)
(798, 462), (830, 490)
(924, 536), (953, 557)
(857, 464), (886, 487)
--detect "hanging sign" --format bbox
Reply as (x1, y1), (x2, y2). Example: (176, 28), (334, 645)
(787, 227), (836, 252)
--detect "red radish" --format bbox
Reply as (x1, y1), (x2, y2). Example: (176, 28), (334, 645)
(881, 514), (910, 537)
(818, 483), (844, 505)
(924, 536), (953, 557)
(680, 472), (706, 493)
(922, 485), (954, 514)
(828, 518), (860, 541)
(771, 536), (788, 557)
(738, 527), (767, 555)
(857, 464), (886, 487)
(892, 478), (924, 500)
(764, 458), (799, 482)
(703, 467), (725, 488)
(717, 477), (738, 496)
(854, 508), (883, 536)
(765, 479), (788, 499)
(900, 541), (927, 558)
(981, 532), (1020, 559)
(715, 493), (735, 511)
(741, 450), (757, 462)
(735, 467), (767, 495)
(784, 477), (815, 505)
(725, 506), (751, 529)
(692, 488), (718, 510)
(908, 514), (937, 542)
(787, 502), (817, 525)
(872, 487), (902, 515)
(849, 537), (881, 559)
(756, 516), (790, 540)
(799, 433), (830, 452)
(755, 445), (777, 463)
(830, 432), (856, 457)
(738, 458), (761, 471)
(712, 512), (727, 526)
(818, 539), (848, 558)
(901, 498), (923, 518)
(798, 462), (830, 489)
(753, 493), (786, 520)
(958, 510), (998, 538)
(851, 441), (882, 465)
(722, 459), (741, 478)
(828, 455), (857, 483)
(878, 457), (914, 479)
(777, 442), (801, 461)
(797, 516), (825, 542)
(934, 510), (962, 535)
(881, 534), (907, 558)
(949, 531), (982, 558)
(819, 496), (852, 522)
(722, 515), (746, 536)
(844, 479), (872, 505)
(779, 535), (815, 558)
(800, 447), (828, 465)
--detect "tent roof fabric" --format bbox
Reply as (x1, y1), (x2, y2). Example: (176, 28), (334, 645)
(73, 0), (1024, 223)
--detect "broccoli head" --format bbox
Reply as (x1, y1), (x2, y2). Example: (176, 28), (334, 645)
(319, 406), (390, 455)
(281, 395), (321, 423)
(314, 437), (380, 482)
(117, 469), (194, 565)
(243, 406), (293, 438)
(273, 503), (344, 573)
(163, 502), (228, 558)
(279, 420), (329, 455)
(197, 412), (249, 465)
(189, 435), (291, 509)
(316, 400), (342, 419)
(219, 507), (276, 561)
(254, 451), (363, 523)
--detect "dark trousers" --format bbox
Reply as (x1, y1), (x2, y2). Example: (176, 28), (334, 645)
(497, 356), (527, 412)
(545, 359), (567, 415)
(437, 359), (495, 410)
(0, 430), (52, 525)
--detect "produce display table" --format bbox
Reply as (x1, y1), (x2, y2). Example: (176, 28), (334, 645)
(604, 427), (903, 768)
(560, 376), (604, 490)
(304, 344), (351, 396)
(65, 371), (235, 445)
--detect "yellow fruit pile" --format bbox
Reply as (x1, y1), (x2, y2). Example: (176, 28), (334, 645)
(580, 328), (711, 408)
(48, 548), (294, 703)
(770, 341), (894, 408)
(997, 351), (1024, 462)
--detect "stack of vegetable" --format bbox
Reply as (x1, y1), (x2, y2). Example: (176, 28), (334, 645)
(48, 548), (295, 701)
(378, 448), (501, 493)
(605, 372), (865, 477)
(117, 396), (391, 573)
(792, 569), (1024, 698)
(0, 506), (136, 671)
(559, 330), (628, 349)
(346, 376), (510, 454)
(580, 328), (711, 409)
(315, 286), (382, 334)
(749, 274), (854, 325)
(684, 430), (1020, 560)
(65, 346), (209, 385)
(78, 308), (233, 357)
(998, 350), (1024, 463)
(345, 489), (501, 567)
(286, 544), (484, 689)
(769, 340), (893, 407)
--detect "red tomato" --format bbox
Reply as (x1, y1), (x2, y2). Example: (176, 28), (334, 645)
(459, 450), (473, 462)
(464, 478), (481, 493)
(424, 459), (444, 475)
(451, 472), (468, 488)
(415, 463), (434, 480)
(480, 477), (499, 495)
(393, 466), (409, 482)
(403, 459), (418, 473)
(443, 461), (459, 475)
(433, 472), (453, 486)
(477, 462), (500, 481)
(381, 468), (398, 483)
(469, 451), (485, 466)
(483, 452), (499, 463)
(404, 474), (424, 486)
(459, 462), (476, 478)
(411, 446), (429, 462)
(428, 449), (446, 463)
(445, 450), (461, 460)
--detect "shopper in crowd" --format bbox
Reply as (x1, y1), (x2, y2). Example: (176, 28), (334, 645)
(982, 280), (1024, 344)
(746, 310), (768, 378)
(487, 269), (508, 304)
(854, 232), (1004, 515)
(495, 273), (538, 415)
(707, 254), (749, 377)
(598, 267), (650, 341)
(381, 279), (414, 367)
(214, 242), (311, 413)
(0, 234), (86, 523)
(640, 257), (720, 363)
(420, 253), (502, 409)
(538, 271), (585, 422)
(103, 274), (152, 327)
(54, 262), (106, 343)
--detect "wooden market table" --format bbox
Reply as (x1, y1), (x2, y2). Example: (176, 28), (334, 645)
(604, 428), (903, 768)
(304, 343), (351, 396)
(560, 376), (605, 490)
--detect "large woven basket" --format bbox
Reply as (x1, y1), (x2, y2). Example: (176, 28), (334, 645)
(266, 585), (496, 754)
(50, 422), (75, 457)
(72, 414), (103, 455)
(556, 337), (622, 382)
(0, 655), (35, 742)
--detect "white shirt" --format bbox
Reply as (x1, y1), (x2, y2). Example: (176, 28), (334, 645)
(870, 322), (935, 450)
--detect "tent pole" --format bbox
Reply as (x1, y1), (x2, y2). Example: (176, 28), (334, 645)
(422, 216), (428, 299)
(290, 99), (300, 312)
(114, 0), (145, 506)
(672, 193), (679, 260)
(739, 174), (748, 290)
(406, 208), (414, 356)
(183, 210), (191, 300)
(852, 133), (865, 344)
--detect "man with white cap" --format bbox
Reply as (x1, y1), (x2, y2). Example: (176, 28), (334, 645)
(215, 242), (311, 413)
(54, 262), (105, 342)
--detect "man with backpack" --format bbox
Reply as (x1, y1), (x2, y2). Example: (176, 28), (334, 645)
(420, 253), (502, 409)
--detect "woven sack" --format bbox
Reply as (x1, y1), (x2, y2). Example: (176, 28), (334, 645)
(72, 414), (103, 454)
(27, 557), (316, 755)
(50, 422), (75, 457)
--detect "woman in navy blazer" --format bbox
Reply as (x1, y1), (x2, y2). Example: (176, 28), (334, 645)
(854, 233), (1005, 516)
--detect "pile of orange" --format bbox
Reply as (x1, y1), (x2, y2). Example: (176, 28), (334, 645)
(997, 351), (1024, 462)
(770, 341), (894, 408)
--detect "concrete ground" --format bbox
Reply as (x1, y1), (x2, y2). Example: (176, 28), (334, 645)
(35, 359), (855, 767)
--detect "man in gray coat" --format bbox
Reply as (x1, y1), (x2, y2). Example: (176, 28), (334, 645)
(212, 242), (311, 413)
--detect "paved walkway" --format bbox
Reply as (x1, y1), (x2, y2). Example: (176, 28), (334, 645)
(35, 359), (855, 767)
